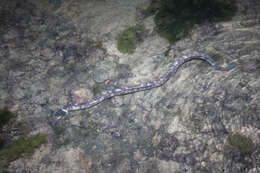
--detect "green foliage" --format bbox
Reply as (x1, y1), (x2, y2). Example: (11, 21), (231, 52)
(224, 133), (255, 156)
(117, 24), (146, 54)
(0, 133), (47, 173)
(0, 108), (13, 129)
(150, 0), (237, 43)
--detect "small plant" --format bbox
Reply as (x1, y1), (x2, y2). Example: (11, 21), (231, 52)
(0, 133), (47, 173)
(224, 133), (255, 157)
(117, 24), (146, 54)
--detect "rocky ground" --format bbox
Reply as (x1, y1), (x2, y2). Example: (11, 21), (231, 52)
(0, 0), (260, 172)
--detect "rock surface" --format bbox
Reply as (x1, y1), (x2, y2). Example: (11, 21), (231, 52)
(0, 0), (260, 172)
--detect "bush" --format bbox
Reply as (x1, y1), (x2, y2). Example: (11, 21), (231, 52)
(151, 0), (237, 43)
(117, 24), (146, 54)
(224, 133), (255, 157)
(0, 108), (13, 129)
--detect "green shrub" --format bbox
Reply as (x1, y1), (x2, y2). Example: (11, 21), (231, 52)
(149, 0), (237, 43)
(117, 24), (146, 54)
(224, 133), (255, 156)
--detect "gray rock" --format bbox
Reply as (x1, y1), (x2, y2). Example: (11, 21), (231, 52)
(1, 0), (260, 172)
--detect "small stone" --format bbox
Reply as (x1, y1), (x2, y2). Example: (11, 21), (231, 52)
(92, 69), (109, 83)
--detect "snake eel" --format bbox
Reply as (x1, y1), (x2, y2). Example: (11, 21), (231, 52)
(54, 52), (235, 119)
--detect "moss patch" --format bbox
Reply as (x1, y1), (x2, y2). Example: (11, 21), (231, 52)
(117, 24), (146, 54)
(147, 0), (237, 43)
(224, 133), (255, 157)
(0, 133), (47, 173)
